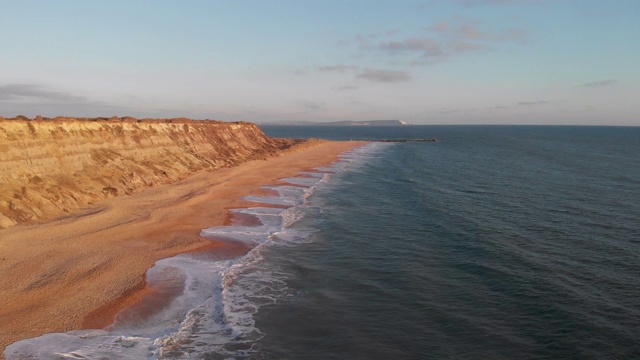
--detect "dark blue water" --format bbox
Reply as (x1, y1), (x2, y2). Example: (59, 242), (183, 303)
(255, 126), (640, 359)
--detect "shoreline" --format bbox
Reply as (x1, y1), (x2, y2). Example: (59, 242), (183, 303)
(0, 140), (367, 356)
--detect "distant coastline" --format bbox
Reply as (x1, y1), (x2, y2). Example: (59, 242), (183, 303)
(263, 119), (409, 126)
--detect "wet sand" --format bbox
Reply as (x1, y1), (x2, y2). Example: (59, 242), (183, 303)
(0, 140), (366, 356)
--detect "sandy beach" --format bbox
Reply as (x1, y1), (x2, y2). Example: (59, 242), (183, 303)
(0, 139), (366, 355)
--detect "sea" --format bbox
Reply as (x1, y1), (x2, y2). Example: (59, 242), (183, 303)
(5, 125), (640, 359)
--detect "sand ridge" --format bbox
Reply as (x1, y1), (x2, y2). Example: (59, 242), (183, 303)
(0, 139), (367, 356)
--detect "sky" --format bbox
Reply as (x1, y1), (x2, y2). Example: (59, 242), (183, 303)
(1, 0), (639, 125)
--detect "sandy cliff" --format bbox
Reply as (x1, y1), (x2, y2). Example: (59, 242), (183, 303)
(0, 117), (297, 229)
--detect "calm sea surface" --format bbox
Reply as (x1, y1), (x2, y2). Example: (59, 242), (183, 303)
(257, 125), (640, 359)
(7, 125), (640, 359)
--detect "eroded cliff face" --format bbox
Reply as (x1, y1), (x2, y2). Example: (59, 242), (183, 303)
(0, 117), (297, 229)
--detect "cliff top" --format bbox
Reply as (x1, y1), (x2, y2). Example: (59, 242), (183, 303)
(0, 115), (250, 125)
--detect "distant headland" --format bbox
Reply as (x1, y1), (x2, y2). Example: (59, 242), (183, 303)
(264, 120), (409, 126)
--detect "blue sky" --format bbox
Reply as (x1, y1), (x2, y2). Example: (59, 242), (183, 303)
(1, 0), (638, 125)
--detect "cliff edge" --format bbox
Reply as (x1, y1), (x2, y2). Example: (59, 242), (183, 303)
(0, 117), (300, 229)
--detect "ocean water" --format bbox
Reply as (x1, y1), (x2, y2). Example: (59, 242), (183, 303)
(6, 125), (640, 359)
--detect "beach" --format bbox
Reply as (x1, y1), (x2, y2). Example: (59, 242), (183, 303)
(0, 139), (365, 355)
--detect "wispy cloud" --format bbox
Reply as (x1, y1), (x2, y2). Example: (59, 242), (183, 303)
(349, 17), (529, 65)
(578, 80), (618, 88)
(0, 84), (87, 103)
(0, 83), (146, 118)
(378, 38), (444, 58)
(317, 65), (359, 73)
(436, 21), (528, 43)
(316, 64), (411, 84)
(321, 17), (528, 83)
(356, 69), (411, 83)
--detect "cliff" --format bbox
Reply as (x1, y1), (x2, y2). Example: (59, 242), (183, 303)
(0, 117), (299, 229)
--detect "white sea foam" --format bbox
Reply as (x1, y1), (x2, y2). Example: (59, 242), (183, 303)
(298, 171), (326, 178)
(280, 176), (323, 187)
(5, 143), (384, 360)
(4, 331), (158, 359)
